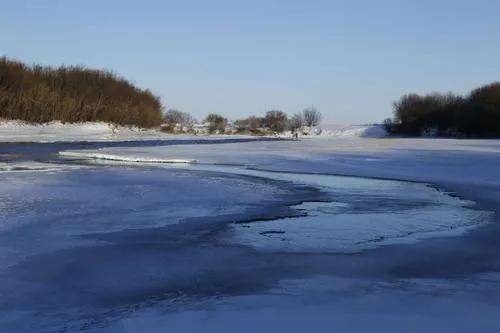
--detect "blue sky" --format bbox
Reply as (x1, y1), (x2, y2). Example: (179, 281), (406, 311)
(2, 0), (500, 123)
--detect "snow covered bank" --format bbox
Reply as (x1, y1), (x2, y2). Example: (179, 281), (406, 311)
(309, 124), (388, 139)
(0, 119), (391, 143)
(0, 120), (286, 143)
(0, 120), (391, 143)
(0, 120), (181, 142)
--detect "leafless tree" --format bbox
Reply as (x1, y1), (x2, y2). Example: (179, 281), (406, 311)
(235, 116), (264, 133)
(204, 113), (227, 133)
(382, 118), (393, 133)
(264, 110), (288, 132)
(164, 109), (194, 127)
(0, 56), (163, 127)
(287, 113), (304, 132)
(302, 107), (322, 127)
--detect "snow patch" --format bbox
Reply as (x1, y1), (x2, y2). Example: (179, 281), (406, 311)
(0, 120), (169, 142)
(316, 124), (388, 138)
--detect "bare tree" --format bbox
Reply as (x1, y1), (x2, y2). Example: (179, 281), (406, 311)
(204, 113), (227, 133)
(302, 107), (322, 127)
(247, 116), (263, 131)
(164, 109), (194, 128)
(287, 113), (304, 132)
(235, 116), (264, 133)
(264, 110), (288, 132)
(382, 118), (393, 133)
(0, 56), (163, 127)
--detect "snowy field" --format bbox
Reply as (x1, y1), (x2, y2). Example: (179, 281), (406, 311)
(0, 121), (165, 142)
(0, 120), (386, 143)
(1, 132), (500, 332)
(0, 120), (253, 143)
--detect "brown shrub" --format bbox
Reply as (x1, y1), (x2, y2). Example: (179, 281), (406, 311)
(0, 56), (163, 127)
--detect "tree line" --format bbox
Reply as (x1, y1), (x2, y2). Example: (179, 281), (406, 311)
(0, 57), (163, 127)
(1, 56), (323, 133)
(385, 82), (500, 137)
(162, 107), (322, 134)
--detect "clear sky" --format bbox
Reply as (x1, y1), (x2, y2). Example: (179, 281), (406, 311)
(2, 0), (500, 124)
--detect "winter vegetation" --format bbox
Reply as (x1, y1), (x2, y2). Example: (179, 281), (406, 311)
(303, 106), (322, 127)
(10, 55), (500, 140)
(385, 82), (500, 138)
(0, 57), (163, 127)
(161, 108), (323, 136)
(161, 109), (194, 133)
(0, 57), (325, 136)
(232, 108), (322, 135)
(204, 113), (229, 134)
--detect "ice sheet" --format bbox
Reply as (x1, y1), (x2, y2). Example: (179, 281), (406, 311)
(52, 159), (494, 253)
(60, 137), (500, 187)
(0, 166), (287, 268)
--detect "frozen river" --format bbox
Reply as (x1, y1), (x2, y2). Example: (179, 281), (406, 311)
(1, 137), (500, 332)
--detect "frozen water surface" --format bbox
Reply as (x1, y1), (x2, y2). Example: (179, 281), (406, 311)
(228, 201), (489, 253)
(0, 165), (292, 269)
(1, 137), (499, 332)
(82, 162), (491, 253)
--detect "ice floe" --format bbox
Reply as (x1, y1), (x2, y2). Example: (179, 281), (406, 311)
(59, 151), (197, 164)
